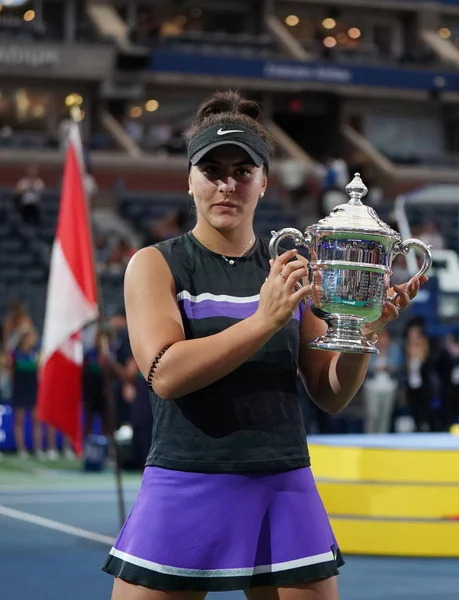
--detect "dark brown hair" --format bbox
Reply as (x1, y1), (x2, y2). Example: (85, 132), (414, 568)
(189, 90), (275, 156)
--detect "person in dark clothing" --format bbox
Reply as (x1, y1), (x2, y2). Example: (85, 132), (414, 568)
(102, 90), (426, 600)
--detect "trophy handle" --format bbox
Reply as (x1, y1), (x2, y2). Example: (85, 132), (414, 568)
(391, 238), (433, 305)
(269, 228), (311, 260)
(269, 228), (312, 291)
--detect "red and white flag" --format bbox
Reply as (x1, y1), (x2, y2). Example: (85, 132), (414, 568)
(37, 123), (98, 455)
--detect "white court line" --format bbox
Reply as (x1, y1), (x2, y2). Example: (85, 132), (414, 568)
(0, 504), (115, 545)
(0, 494), (137, 504)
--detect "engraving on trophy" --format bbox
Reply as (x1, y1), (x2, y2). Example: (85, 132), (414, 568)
(269, 173), (433, 354)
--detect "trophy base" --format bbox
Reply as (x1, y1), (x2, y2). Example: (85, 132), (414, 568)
(307, 315), (379, 354)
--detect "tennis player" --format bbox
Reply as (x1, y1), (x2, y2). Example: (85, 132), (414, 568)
(103, 90), (426, 600)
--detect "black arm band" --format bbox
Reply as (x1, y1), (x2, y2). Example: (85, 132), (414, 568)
(147, 346), (170, 391)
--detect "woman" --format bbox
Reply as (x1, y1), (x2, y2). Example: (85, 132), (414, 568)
(436, 334), (459, 431)
(404, 319), (436, 431)
(102, 91), (426, 600)
(6, 325), (42, 458)
(2, 300), (33, 354)
(364, 329), (402, 434)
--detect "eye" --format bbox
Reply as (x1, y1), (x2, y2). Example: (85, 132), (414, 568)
(235, 166), (251, 176)
(201, 165), (219, 176)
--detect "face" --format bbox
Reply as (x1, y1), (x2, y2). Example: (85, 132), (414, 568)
(407, 325), (424, 343)
(189, 146), (267, 232)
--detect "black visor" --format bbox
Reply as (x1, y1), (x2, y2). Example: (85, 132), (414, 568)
(187, 124), (270, 173)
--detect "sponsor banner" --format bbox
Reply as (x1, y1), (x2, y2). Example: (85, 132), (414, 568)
(0, 42), (115, 79)
(150, 50), (459, 91)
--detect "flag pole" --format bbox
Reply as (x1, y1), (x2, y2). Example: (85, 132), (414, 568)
(70, 105), (126, 527)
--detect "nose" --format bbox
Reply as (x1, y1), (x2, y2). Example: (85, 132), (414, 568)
(218, 177), (236, 195)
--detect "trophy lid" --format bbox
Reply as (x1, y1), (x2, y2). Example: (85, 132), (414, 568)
(314, 173), (398, 236)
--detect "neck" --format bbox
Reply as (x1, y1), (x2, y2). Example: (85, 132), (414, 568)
(193, 220), (255, 256)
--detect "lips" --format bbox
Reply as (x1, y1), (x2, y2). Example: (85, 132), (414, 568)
(214, 202), (237, 209)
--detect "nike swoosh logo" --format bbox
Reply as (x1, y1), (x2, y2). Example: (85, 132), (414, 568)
(217, 128), (244, 135)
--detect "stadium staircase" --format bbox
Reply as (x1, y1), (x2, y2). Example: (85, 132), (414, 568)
(421, 29), (459, 70)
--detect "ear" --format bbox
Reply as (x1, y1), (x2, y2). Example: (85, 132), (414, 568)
(261, 173), (268, 196)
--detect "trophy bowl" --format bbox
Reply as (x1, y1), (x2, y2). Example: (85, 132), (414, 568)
(269, 173), (432, 354)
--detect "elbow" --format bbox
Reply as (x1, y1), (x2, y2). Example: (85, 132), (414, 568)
(322, 402), (346, 415)
(150, 379), (177, 401)
(149, 371), (182, 401)
(311, 393), (353, 415)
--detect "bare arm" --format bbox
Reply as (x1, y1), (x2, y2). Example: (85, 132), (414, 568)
(298, 303), (370, 414)
(298, 277), (426, 414)
(125, 246), (308, 401)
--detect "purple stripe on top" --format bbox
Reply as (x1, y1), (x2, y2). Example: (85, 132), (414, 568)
(179, 298), (304, 322)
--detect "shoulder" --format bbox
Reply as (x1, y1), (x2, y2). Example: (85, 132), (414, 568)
(125, 246), (174, 287)
(153, 233), (190, 255)
(125, 234), (193, 295)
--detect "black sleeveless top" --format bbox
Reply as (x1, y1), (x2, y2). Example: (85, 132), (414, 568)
(145, 232), (310, 473)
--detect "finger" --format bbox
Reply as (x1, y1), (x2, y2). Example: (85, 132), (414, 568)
(382, 300), (400, 322)
(271, 249), (298, 274)
(286, 267), (307, 290)
(295, 254), (309, 268)
(407, 278), (420, 299)
(280, 259), (307, 279)
(393, 285), (410, 310)
(419, 274), (429, 285)
(292, 284), (311, 303)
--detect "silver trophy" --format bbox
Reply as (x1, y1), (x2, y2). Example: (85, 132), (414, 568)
(269, 173), (432, 354)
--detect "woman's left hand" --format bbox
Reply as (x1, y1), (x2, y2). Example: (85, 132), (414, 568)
(362, 274), (429, 337)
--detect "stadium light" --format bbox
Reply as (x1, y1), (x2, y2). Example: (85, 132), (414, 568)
(322, 18), (336, 30)
(145, 99), (159, 112)
(348, 27), (361, 39)
(439, 27), (451, 39)
(324, 36), (337, 48)
(285, 15), (299, 27)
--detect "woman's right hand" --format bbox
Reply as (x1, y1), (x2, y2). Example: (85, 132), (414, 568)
(256, 249), (311, 330)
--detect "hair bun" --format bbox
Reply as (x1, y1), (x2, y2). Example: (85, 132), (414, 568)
(196, 90), (261, 125)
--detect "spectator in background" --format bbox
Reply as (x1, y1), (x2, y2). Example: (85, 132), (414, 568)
(391, 255), (410, 286)
(5, 325), (42, 458)
(106, 306), (132, 431)
(105, 238), (137, 275)
(318, 185), (347, 218)
(403, 318), (436, 431)
(364, 329), (402, 433)
(123, 356), (153, 470)
(84, 167), (99, 204)
(144, 207), (191, 245)
(15, 165), (44, 226)
(124, 117), (144, 146)
(82, 325), (110, 438)
(2, 300), (33, 353)
(436, 334), (459, 430)
(94, 232), (110, 273)
(322, 155), (350, 190)
(279, 158), (308, 207)
(144, 120), (173, 153)
(418, 220), (444, 250)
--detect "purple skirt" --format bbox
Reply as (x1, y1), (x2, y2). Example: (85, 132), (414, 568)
(102, 466), (343, 592)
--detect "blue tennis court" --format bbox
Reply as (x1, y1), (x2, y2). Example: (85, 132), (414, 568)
(1, 459), (458, 600)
